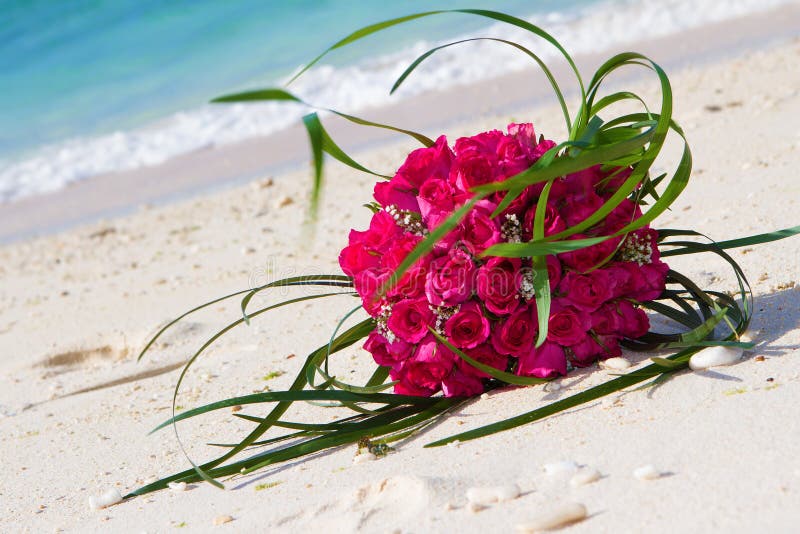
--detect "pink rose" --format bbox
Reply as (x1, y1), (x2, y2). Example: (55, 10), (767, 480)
(450, 131), (503, 191)
(491, 305), (536, 357)
(444, 301), (490, 349)
(387, 297), (434, 343)
(507, 122), (537, 154)
(455, 130), (503, 155)
(546, 255), (563, 290)
(558, 270), (613, 312)
(441, 369), (485, 397)
(604, 262), (639, 298)
(363, 331), (413, 369)
(457, 343), (508, 379)
(353, 267), (389, 315)
(381, 233), (430, 299)
(522, 201), (566, 240)
(461, 207), (501, 254)
(374, 175), (419, 212)
(559, 233), (620, 273)
(493, 184), (534, 218)
(496, 135), (530, 177)
(388, 264), (428, 299)
(615, 299), (650, 339)
(417, 178), (455, 226)
(560, 190), (604, 227)
(563, 165), (603, 197)
(338, 243), (380, 277)
(382, 233), (421, 270)
(476, 256), (521, 316)
(396, 135), (454, 188)
(590, 301), (623, 334)
(449, 150), (498, 192)
(390, 365), (437, 396)
(350, 211), (402, 253)
(392, 336), (455, 394)
(547, 300), (591, 346)
(569, 335), (621, 366)
(532, 137), (557, 160)
(626, 260), (668, 302)
(517, 341), (567, 378)
(425, 248), (476, 306)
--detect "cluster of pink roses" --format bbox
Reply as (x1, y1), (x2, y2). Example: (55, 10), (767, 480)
(339, 123), (669, 397)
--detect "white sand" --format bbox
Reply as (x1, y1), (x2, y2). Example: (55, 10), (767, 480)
(1, 16), (800, 534)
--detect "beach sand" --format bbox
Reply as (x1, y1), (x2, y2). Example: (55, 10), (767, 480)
(1, 7), (799, 533)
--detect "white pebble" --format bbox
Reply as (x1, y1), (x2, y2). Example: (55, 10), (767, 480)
(88, 488), (123, 510)
(168, 481), (188, 492)
(569, 468), (601, 487)
(689, 346), (743, 371)
(480, 392), (490, 400)
(543, 460), (579, 476)
(633, 464), (661, 480)
(600, 357), (631, 370)
(515, 502), (587, 532)
(465, 484), (521, 506)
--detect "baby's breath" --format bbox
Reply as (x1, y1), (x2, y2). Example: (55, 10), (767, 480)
(519, 268), (536, 301)
(501, 213), (522, 243)
(618, 232), (654, 265)
(429, 304), (461, 334)
(385, 205), (427, 236)
(375, 303), (396, 342)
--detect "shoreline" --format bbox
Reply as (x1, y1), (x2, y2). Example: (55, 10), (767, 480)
(1, 2), (799, 245)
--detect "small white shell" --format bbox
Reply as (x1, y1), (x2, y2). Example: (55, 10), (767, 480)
(569, 468), (601, 487)
(515, 502), (587, 532)
(689, 346), (743, 371)
(599, 357), (631, 370)
(88, 488), (123, 510)
(168, 481), (188, 492)
(543, 460), (579, 476)
(633, 464), (661, 480)
(465, 484), (520, 506)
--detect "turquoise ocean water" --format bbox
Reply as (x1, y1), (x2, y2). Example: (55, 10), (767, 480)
(0, 0), (787, 202)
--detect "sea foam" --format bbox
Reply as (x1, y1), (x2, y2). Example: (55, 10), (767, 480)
(0, 0), (790, 203)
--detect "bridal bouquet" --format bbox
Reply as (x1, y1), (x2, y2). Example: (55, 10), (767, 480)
(128, 9), (799, 496)
(347, 126), (666, 397)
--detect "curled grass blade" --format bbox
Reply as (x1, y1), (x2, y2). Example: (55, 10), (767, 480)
(391, 37), (571, 132)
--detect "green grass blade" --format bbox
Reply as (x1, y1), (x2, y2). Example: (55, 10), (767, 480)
(430, 329), (548, 385)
